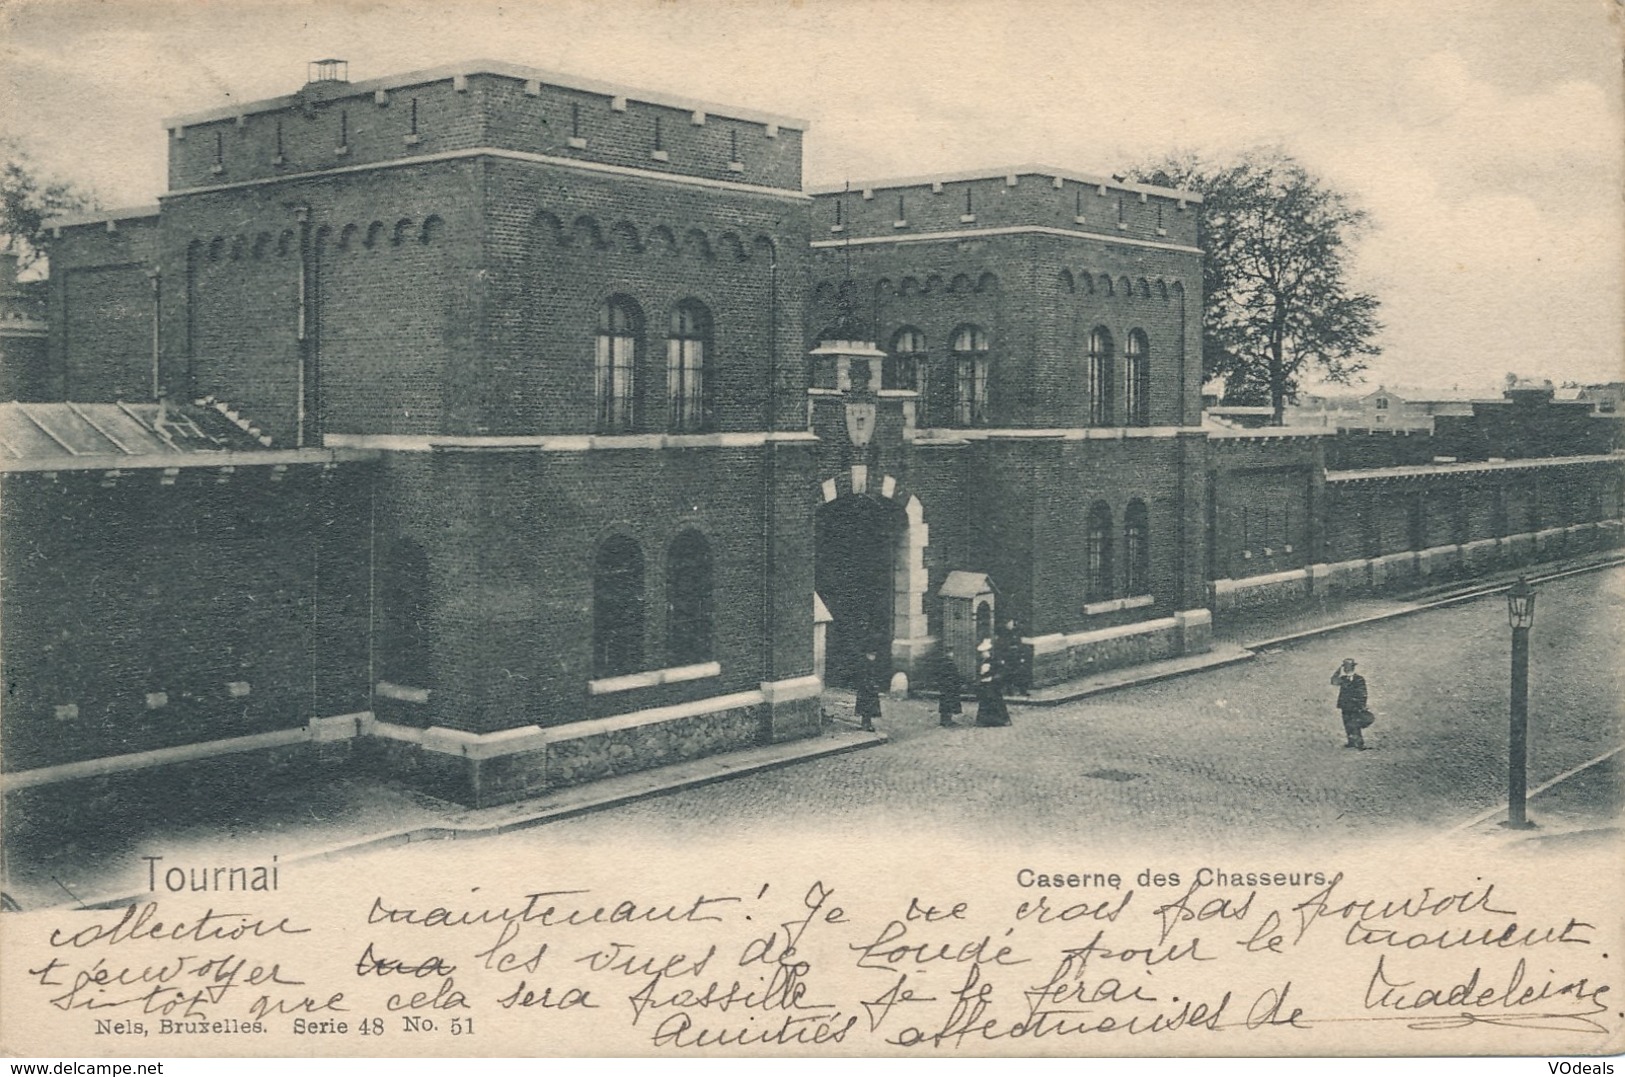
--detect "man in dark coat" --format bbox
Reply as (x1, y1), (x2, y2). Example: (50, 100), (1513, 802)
(973, 638), (1012, 727)
(855, 651), (884, 732)
(1330, 657), (1370, 749)
(935, 648), (963, 728)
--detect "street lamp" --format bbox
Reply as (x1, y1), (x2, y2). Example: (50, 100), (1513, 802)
(1503, 576), (1537, 829)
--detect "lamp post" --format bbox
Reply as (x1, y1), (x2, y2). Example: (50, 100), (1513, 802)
(1503, 576), (1537, 829)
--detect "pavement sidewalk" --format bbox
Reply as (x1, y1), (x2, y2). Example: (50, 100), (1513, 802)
(1, 723), (884, 911)
(1447, 746), (1623, 850)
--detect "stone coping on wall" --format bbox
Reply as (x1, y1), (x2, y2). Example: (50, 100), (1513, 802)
(362, 675), (823, 761)
(587, 661), (721, 696)
(809, 224), (1202, 257)
(324, 431), (818, 452)
(2, 712), (367, 790)
(0, 446), (379, 473)
(1213, 523), (1620, 608)
(1212, 569), (1307, 595)
(1325, 452), (1624, 483)
(913, 426), (1200, 442)
(45, 204), (162, 231)
(1082, 594), (1155, 616)
(163, 147), (813, 204)
(1026, 614), (1180, 656)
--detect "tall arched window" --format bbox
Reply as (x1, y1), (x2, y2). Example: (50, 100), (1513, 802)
(1086, 502), (1115, 602)
(951, 324), (990, 427)
(1124, 499), (1150, 596)
(595, 296), (642, 433)
(666, 530), (713, 666)
(1088, 327), (1115, 426)
(593, 535), (644, 677)
(667, 300), (712, 433)
(1125, 330), (1150, 427)
(887, 327), (929, 425)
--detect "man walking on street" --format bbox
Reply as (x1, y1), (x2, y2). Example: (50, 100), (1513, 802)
(1331, 657), (1371, 750)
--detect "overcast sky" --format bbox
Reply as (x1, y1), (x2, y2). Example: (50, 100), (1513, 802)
(3, 0), (1621, 393)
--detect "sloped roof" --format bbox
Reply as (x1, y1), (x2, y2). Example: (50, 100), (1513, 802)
(0, 401), (264, 462)
(0, 401), (378, 473)
(939, 570), (996, 599)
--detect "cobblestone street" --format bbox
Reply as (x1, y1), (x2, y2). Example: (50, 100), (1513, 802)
(523, 566), (1624, 848)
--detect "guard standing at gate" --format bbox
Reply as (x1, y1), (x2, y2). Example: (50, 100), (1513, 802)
(856, 650), (884, 732)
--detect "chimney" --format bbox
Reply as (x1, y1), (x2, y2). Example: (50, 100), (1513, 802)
(306, 58), (349, 84)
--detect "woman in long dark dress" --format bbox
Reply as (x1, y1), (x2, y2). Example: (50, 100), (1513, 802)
(973, 638), (1011, 727)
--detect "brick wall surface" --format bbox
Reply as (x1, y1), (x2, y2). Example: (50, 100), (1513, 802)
(159, 161), (480, 442)
(47, 217), (159, 402)
(813, 173), (1195, 248)
(482, 157), (809, 435)
(375, 441), (816, 737)
(811, 230), (1200, 429)
(170, 72), (802, 194)
(0, 464), (372, 771)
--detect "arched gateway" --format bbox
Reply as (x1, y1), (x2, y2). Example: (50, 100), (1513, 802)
(813, 467), (931, 688)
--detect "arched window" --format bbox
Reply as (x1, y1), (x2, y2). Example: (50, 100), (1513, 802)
(667, 300), (712, 433)
(887, 327), (929, 424)
(1086, 502), (1114, 602)
(595, 296), (642, 433)
(666, 530), (713, 665)
(1124, 500), (1150, 596)
(1088, 327), (1115, 426)
(1125, 330), (1150, 427)
(951, 324), (990, 427)
(593, 536), (644, 677)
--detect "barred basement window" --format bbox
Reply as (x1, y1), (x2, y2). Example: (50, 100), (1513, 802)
(339, 110), (349, 148)
(410, 97), (419, 135)
(667, 299), (712, 433)
(572, 102), (581, 138)
(275, 118), (284, 158)
(1124, 499), (1149, 595)
(1087, 502), (1115, 602)
(666, 530), (713, 666)
(730, 129), (738, 160)
(1124, 329), (1150, 427)
(951, 324), (989, 427)
(593, 536), (645, 677)
(213, 131), (224, 170)
(1088, 326), (1115, 426)
(595, 295), (643, 433)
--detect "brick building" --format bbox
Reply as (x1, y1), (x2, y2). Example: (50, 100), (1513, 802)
(0, 254), (49, 401)
(5, 59), (1623, 809)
